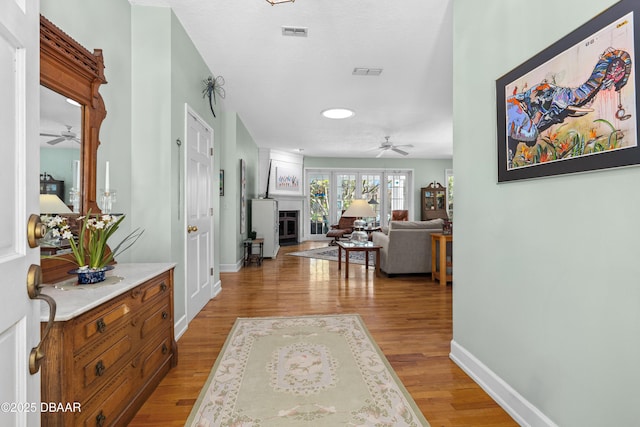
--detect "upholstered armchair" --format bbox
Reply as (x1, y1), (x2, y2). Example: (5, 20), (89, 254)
(391, 210), (409, 221)
(326, 215), (356, 245)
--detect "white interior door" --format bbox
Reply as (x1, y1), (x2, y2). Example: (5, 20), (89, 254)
(0, 2), (41, 426)
(185, 106), (213, 323)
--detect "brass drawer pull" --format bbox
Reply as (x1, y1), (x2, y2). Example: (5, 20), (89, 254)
(162, 344), (168, 355)
(162, 311), (168, 320)
(96, 318), (106, 333)
(160, 282), (167, 292)
(96, 410), (106, 427)
(95, 360), (105, 377)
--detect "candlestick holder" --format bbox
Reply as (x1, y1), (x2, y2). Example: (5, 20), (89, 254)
(100, 189), (117, 214)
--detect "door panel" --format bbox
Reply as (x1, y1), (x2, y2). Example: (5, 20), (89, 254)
(0, 1), (41, 426)
(185, 107), (213, 323)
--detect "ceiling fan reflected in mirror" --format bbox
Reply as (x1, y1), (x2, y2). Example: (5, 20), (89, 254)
(40, 125), (81, 145)
(374, 136), (413, 157)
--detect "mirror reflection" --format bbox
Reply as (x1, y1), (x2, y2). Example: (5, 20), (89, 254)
(40, 85), (82, 214)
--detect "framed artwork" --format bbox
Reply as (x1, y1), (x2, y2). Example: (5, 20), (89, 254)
(219, 169), (224, 196)
(240, 159), (246, 234)
(497, 0), (639, 182)
(270, 160), (303, 196)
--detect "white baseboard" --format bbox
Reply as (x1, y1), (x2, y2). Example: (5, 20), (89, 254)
(212, 279), (222, 298)
(174, 313), (188, 341)
(449, 340), (558, 427)
(219, 259), (243, 272)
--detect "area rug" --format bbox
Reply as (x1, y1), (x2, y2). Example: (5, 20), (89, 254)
(186, 314), (429, 426)
(288, 246), (376, 265)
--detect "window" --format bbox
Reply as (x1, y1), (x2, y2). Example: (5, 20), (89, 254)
(306, 169), (412, 239)
(309, 173), (330, 235)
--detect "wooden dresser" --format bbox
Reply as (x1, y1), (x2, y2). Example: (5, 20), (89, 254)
(39, 263), (177, 427)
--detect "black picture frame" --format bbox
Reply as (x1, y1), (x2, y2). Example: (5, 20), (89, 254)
(497, 0), (640, 182)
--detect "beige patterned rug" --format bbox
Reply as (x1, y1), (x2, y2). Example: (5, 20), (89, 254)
(187, 314), (429, 426)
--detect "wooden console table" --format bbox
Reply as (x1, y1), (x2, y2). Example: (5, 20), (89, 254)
(431, 233), (453, 285)
(336, 241), (381, 278)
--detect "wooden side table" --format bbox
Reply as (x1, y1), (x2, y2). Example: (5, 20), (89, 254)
(431, 233), (452, 285)
(336, 241), (381, 278)
(243, 238), (264, 266)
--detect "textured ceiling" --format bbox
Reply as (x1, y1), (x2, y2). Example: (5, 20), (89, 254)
(135, 0), (454, 159)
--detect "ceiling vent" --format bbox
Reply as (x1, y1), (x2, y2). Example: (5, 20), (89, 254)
(352, 67), (383, 76)
(282, 26), (308, 37)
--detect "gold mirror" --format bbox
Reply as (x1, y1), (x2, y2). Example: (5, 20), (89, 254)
(40, 15), (107, 283)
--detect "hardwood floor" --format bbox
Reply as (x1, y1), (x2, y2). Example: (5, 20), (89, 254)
(129, 242), (517, 427)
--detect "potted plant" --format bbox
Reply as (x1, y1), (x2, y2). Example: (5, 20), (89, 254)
(43, 210), (143, 284)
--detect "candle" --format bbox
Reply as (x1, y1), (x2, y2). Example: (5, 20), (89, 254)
(74, 160), (80, 189)
(105, 161), (110, 192)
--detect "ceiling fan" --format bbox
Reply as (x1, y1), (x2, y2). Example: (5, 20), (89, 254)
(374, 136), (413, 157)
(40, 125), (81, 145)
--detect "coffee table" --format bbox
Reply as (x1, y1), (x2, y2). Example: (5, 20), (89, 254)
(335, 241), (381, 278)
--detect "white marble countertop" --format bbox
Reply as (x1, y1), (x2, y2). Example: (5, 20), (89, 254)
(40, 263), (176, 322)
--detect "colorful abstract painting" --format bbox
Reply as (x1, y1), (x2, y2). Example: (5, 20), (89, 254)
(497, 1), (640, 181)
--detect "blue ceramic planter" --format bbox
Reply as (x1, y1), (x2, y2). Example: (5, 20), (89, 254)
(68, 265), (114, 284)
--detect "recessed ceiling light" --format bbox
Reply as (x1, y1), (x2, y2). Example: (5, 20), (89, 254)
(66, 98), (81, 107)
(321, 108), (355, 119)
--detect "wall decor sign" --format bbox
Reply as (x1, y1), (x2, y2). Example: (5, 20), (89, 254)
(276, 166), (300, 191)
(270, 160), (303, 196)
(240, 160), (246, 234)
(497, 0), (639, 182)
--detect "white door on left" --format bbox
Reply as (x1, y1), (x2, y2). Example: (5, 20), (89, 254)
(0, 1), (42, 426)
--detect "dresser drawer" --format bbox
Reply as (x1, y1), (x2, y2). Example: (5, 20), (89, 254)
(78, 333), (133, 392)
(76, 366), (134, 427)
(137, 296), (172, 341)
(137, 271), (171, 305)
(71, 292), (135, 353)
(135, 333), (173, 384)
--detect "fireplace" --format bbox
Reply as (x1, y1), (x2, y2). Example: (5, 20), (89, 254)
(279, 210), (299, 245)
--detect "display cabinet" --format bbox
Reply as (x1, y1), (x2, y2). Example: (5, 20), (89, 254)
(421, 182), (448, 220)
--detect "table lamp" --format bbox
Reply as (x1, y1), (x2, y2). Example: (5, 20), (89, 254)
(342, 199), (376, 245)
(40, 194), (72, 214)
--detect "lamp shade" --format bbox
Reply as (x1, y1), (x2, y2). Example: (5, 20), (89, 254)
(342, 199), (375, 218)
(40, 194), (72, 214)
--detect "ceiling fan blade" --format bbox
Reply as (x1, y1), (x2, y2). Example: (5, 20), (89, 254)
(47, 137), (66, 145)
(395, 144), (414, 148)
(375, 150), (385, 158)
(72, 137), (81, 143)
(391, 147), (408, 156)
(40, 132), (60, 137)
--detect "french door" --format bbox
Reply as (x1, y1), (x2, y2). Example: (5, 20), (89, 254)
(306, 170), (411, 240)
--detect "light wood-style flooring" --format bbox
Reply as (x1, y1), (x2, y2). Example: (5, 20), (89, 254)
(129, 241), (517, 426)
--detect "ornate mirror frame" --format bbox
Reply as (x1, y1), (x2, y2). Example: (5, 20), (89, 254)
(40, 14), (107, 214)
(40, 15), (107, 283)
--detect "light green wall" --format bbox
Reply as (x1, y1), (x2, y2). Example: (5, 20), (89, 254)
(304, 157), (453, 220)
(219, 112), (259, 265)
(453, 1), (640, 425)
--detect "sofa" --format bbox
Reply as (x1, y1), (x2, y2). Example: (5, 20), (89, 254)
(371, 219), (444, 275)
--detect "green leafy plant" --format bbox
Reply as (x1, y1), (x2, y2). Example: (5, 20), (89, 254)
(44, 211), (143, 270)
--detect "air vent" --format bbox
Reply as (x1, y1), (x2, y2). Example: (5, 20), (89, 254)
(282, 26), (308, 37)
(352, 67), (383, 76)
